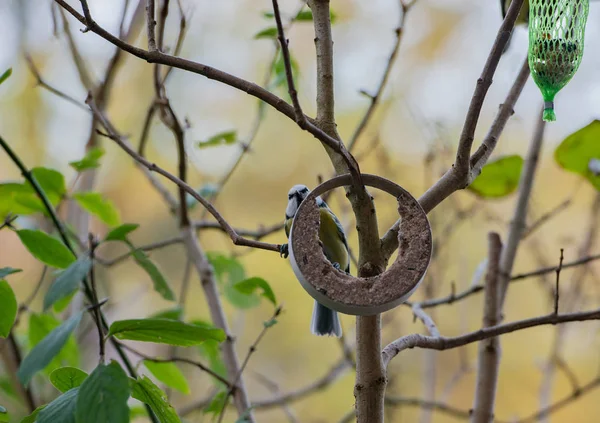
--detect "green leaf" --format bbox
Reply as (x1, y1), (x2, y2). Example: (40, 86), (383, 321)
(18, 312), (82, 386)
(37, 388), (78, 423)
(31, 167), (67, 199)
(234, 277), (277, 306)
(108, 318), (225, 346)
(253, 27), (277, 39)
(20, 405), (46, 423)
(76, 362), (130, 423)
(555, 120), (600, 191)
(28, 314), (80, 373)
(105, 223), (140, 242)
(0, 377), (17, 399)
(271, 50), (300, 93)
(0, 405), (7, 423)
(208, 253), (260, 309)
(203, 392), (227, 415)
(17, 229), (75, 269)
(0, 267), (21, 278)
(132, 250), (175, 301)
(468, 155), (523, 198)
(129, 405), (147, 420)
(131, 376), (181, 423)
(150, 306), (183, 321)
(197, 130), (237, 149)
(0, 280), (17, 338)
(143, 361), (190, 394)
(0, 68), (11, 85)
(193, 320), (226, 385)
(50, 367), (88, 393)
(73, 192), (121, 227)
(294, 10), (314, 20)
(44, 256), (91, 310)
(0, 183), (40, 217)
(53, 291), (77, 313)
(69, 147), (105, 172)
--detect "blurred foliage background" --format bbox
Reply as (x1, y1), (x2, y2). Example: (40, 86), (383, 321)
(1, 0), (600, 422)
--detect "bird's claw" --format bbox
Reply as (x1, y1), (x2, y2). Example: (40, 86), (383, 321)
(332, 262), (341, 270)
(280, 243), (289, 259)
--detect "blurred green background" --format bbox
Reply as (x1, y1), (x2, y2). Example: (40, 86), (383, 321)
(1, 0), (600, 421)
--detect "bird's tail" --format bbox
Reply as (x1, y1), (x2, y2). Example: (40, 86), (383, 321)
(311, 301), (342, 337)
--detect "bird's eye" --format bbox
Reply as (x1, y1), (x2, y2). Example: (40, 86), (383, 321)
(301, 188), (309, 193)
(288, 194), (294, 199)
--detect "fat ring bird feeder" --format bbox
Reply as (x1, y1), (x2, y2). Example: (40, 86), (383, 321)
(288, 174), (432, 316)
(528, 0), (590, 122)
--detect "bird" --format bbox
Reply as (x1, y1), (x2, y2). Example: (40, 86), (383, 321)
(280, 184), (349, 337)
(500, 0), (530, 52)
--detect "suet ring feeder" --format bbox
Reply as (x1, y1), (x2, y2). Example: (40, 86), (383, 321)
(288, 174), (432, 316)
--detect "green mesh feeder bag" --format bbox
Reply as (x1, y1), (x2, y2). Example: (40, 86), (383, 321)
(528, 0), (589, 121)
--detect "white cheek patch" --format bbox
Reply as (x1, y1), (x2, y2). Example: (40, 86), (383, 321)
(286, 198), (299, 218)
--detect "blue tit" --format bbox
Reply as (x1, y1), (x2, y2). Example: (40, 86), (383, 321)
(501, 0), (529, 52)
(281, 184), (349, 337)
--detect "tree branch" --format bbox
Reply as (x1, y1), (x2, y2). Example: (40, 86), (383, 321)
(382, 308), (600, 368)
(470, 232), (502, 423)
(87, 95), (280, 253)
(381, 56), (530, 260)
(54, 0), (361, 181)
(347, 0), (415, 152)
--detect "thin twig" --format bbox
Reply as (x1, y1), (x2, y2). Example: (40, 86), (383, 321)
(498, 109), (546, 308)
(522, 198), (572, 240)
(347, 0), (415, 152)
(554, 249), (564, 315)
(0, 134), (156, 422)
(88, 233), (105, 364)
(24, 54), (88, 111)
(55, 0), (362, 182)
(217, 306), (282, 422)
(381, 56), (530, 260)
(252, 358), (350, 409)
(86, 94), (280, 253)
(382, 308), (600, 368)
(117, 341), (233, 387)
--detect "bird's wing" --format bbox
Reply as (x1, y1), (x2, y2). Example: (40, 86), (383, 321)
(318, 201), (350, 273)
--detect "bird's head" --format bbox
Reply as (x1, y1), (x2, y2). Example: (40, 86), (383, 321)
(286, 184), (311, 219)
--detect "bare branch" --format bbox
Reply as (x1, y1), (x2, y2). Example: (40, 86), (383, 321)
(412, 304), (440, 337)
(554, 249), (564, 315)
(253, 359), (350, 409)
(385, 396), (472, 420)
(381, 56), (530, 260)
(54, 0), (362, 182)
(117, 341), (233, 387)
(217, 307), (282, 422)
(87, 95), (281, 253)
(145, 0), (157, 51)
(347, 0), (415, 152)
(382, 308), (600, 368)
(514, 376), (600, 423)
(498, 110), (546, 308)
(470, 232), (503, 423)
(179, 226), (253, 419)
(522, 198), (572, 240)
(24, 54), (88, 111)
(454, 0), (524, 174)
